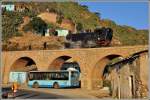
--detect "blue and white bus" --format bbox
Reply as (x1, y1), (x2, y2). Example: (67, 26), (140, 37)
(28, 69), (80, 88)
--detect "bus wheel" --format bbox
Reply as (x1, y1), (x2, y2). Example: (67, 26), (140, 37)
(53, 82), (59, 89)
(33, 82), (39, 88)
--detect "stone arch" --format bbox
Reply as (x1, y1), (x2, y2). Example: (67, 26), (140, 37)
(49, 55), (72, 70)
(10, 56), (38, 72)
(91, 54), (124, 89)
(7, 56), (38, 84)
(48, 55), (81, 72)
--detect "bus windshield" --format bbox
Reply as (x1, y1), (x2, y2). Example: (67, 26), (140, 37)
(71, 71), (79, 78)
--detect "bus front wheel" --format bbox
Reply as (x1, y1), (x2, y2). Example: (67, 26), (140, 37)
(53, 82), (59, 89)
(33, 82), (39, 88)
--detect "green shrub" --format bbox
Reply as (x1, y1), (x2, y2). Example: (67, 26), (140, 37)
(76, 22), (83, 32)
(23, 17), (48, 35)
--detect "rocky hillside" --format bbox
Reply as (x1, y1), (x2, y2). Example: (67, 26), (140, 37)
(3, 32), (66, 51)
(14, 2), (100, 31)
(37, 12), (75, 32)
(2, 2), (148, 51)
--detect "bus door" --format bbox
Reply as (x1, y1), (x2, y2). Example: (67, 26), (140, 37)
(70, 71), (80, 87)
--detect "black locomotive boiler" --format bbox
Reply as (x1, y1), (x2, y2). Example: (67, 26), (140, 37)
(65, 27), (113, 48)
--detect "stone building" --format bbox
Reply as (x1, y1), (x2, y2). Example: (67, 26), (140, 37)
(104, 50), (148, 99)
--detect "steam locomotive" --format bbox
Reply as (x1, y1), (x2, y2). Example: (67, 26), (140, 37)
(64, 27), (113, 48)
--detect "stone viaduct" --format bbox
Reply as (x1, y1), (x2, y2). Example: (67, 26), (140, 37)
(1, 45), (148, 90)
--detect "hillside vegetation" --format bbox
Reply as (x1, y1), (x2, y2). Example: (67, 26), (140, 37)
(2, 2), (148, 51)
(99, 19), (148, 45)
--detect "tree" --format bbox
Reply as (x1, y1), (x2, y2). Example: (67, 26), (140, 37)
(48, 23), (55, 29)
(56, 16), (63, 24)
(94, 12), (101, 18)
(2, 11), (23, 41)
(81, 5), (88, 10)
(24, 17), (48, 35)
(76, 23), (83, 32)
(56, 14), (64, 24)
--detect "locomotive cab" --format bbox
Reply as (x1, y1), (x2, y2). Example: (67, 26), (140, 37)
(95, 27), (113, 46)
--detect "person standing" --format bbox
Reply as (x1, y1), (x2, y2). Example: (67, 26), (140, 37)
(11, 82), (18, 98)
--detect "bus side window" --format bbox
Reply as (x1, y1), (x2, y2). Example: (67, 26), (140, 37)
(37, 73), (40, 80)
(56, 73), (60, 79)
(33, 74), (36, 80)
(51, 73), (55, 80)
(64, 72), (69, 80)
(49, 74), (51, 80)
(46, 73), (49, 80)
(40, 73), (43, 80)
(43, 73), (46, 80)
(29, 73), (33, 80)
(42, 73), (45, 80)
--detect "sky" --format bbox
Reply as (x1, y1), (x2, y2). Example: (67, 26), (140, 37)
(79, 2), (149, 30)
